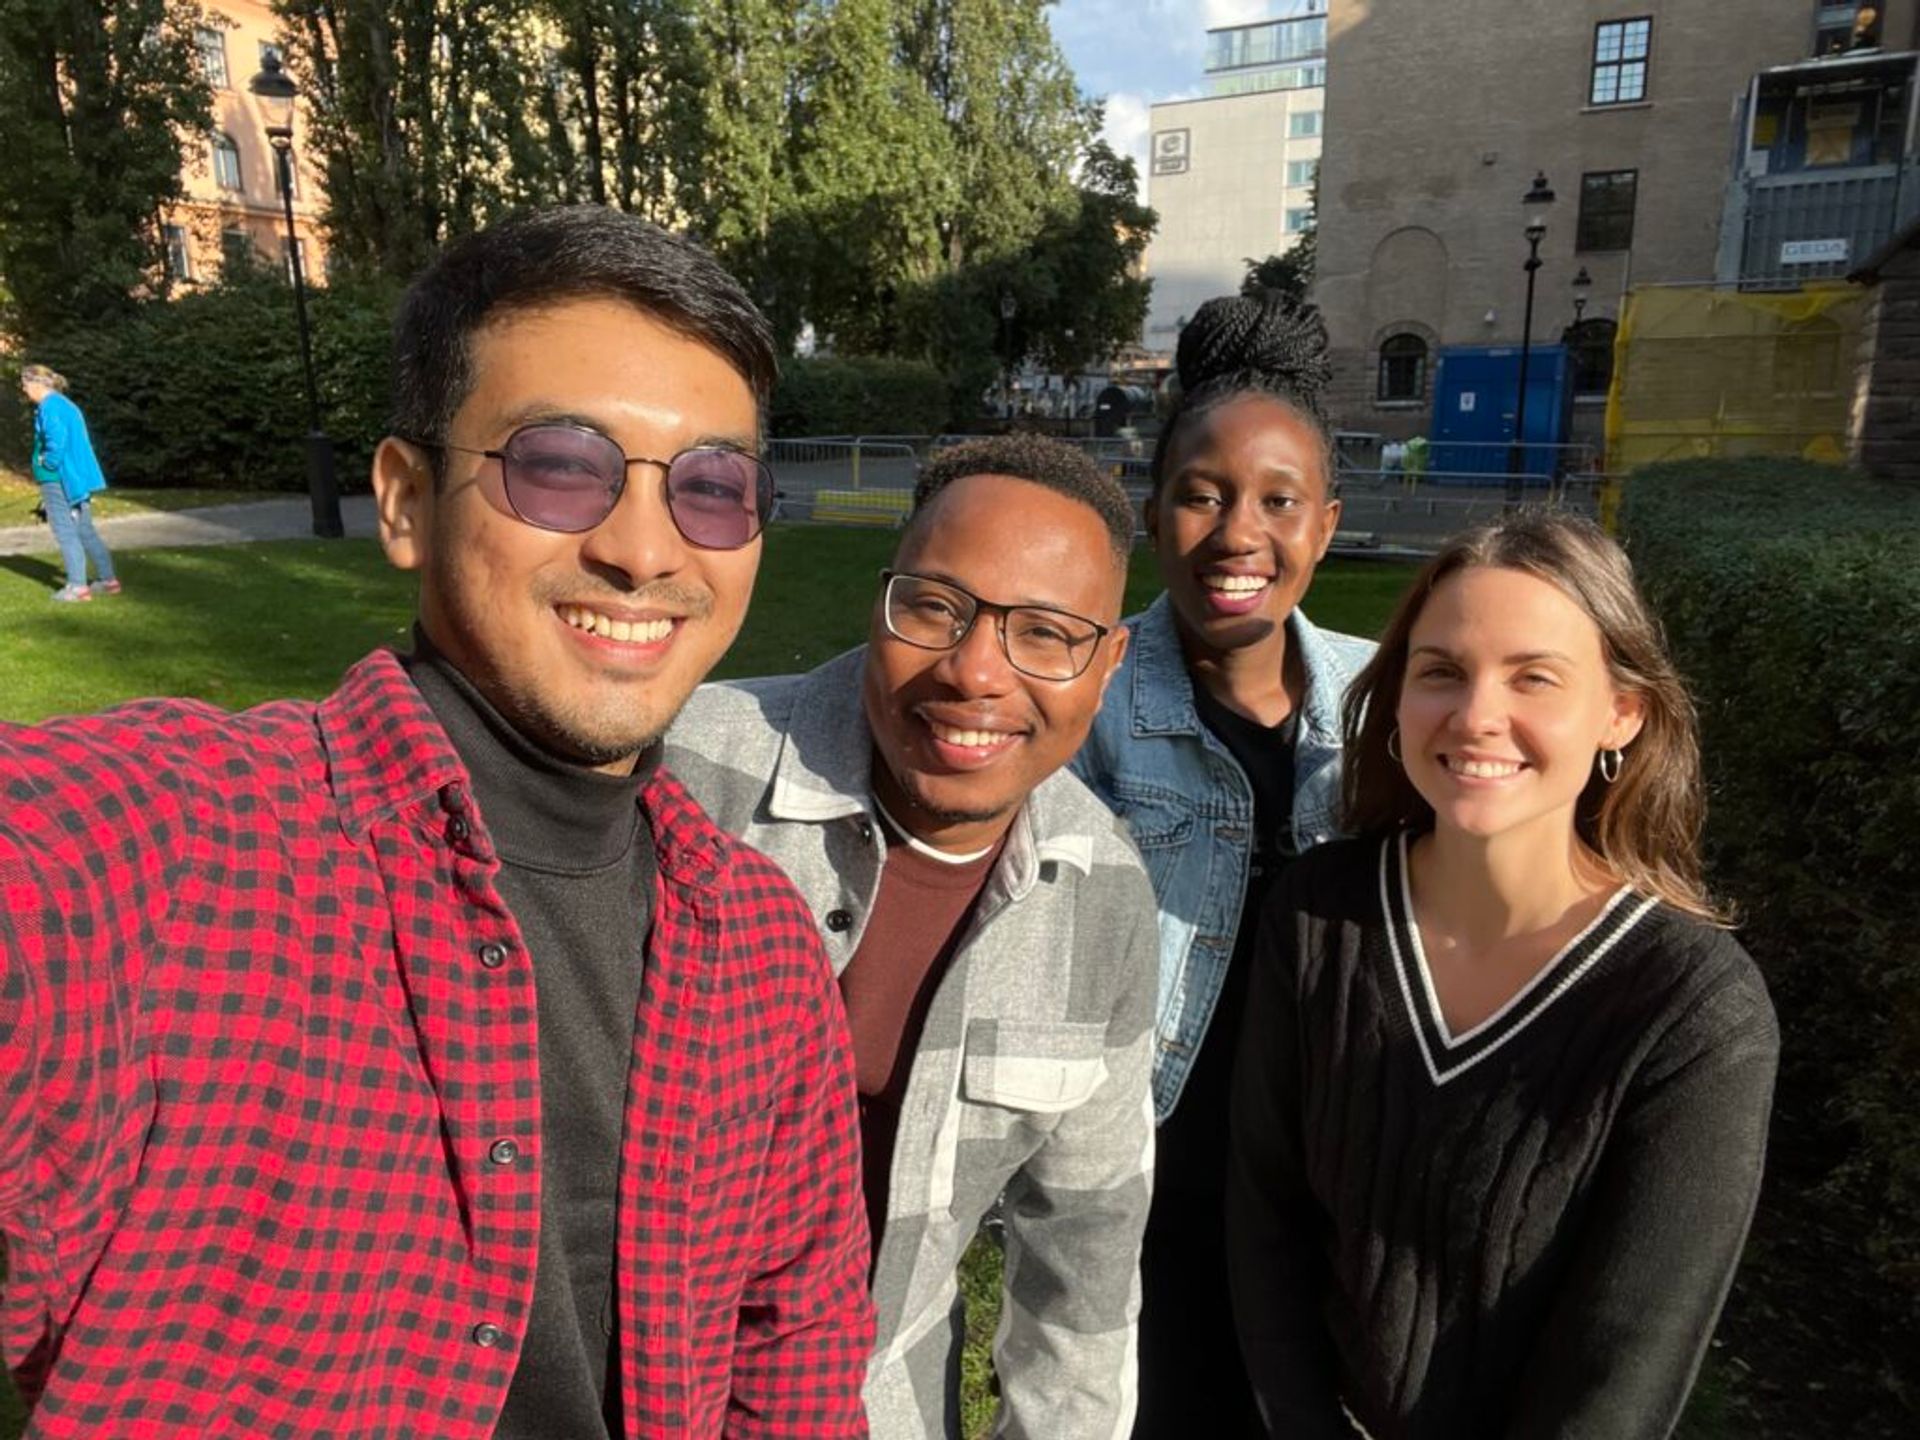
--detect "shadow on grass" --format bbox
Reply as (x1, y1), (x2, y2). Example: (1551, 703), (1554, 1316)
(0, 554), (61, 590)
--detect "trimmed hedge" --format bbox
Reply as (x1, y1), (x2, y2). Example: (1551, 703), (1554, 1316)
(1, 271), (400, 493)
(770, 355), (950, 438)
(1619, 458), (1920, 1293)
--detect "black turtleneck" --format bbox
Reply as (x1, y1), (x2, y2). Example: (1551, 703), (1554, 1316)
(404, 632), (657, 1439)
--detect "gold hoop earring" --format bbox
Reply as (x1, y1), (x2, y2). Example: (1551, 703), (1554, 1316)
(1387, 728), (1403, 764)
(1598, 747), (1623, 784)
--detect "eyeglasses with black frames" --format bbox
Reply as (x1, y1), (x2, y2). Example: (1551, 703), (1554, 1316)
(879, 570), (1111, 682)
(410, 422), (774, 550)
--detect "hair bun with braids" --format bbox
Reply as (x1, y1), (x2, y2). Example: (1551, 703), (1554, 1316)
(1175, 293), (1332, 413)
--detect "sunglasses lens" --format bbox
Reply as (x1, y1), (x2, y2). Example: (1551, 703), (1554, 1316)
(500, 426), (623, 532)
(665, 449), (771, 549)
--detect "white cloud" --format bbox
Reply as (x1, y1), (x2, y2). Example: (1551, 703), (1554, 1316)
(1101, 91), (1154, 177)
(1203, 0), (1278, 26)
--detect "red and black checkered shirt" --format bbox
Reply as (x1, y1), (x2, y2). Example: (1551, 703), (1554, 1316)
(0, 650), (872, 1437)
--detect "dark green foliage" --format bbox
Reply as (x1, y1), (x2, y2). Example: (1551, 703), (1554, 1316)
(770, 355), (951, 436)
(1619, 458), (1920, 1297)
(0, 0), (213, 337)
(2, 272), (399, 492)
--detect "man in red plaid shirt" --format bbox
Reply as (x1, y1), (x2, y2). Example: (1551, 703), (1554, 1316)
(0, 207), (872, 1437)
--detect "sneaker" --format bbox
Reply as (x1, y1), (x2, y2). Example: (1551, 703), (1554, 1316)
(51, 585), (92, 603)
(96, 579), (122, 596)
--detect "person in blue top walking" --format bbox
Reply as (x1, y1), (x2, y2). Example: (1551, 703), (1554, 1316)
(22, 362), (119, 602)
(1072, 294), (1374, 1437)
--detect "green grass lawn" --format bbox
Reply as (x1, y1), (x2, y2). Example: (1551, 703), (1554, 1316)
(0, 525), (1410, 723)
(0, 466), (264, 528)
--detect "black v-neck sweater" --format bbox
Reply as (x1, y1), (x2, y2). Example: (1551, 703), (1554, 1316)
(1227, 835), (1778, 1440)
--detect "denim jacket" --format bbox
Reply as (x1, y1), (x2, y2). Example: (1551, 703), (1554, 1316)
(1072, 593), (1376, 1121)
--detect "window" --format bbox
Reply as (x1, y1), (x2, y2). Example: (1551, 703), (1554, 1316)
(1576, 170), (1637, 251)
(1286, 159), (1318, 188)
(211, 132), (243, 190)
(1288, 110), (1322, 138)
(1565, 318), (1617, 395)
(274, 148), (298, 199)
(1378, 334), (1428, 402)
(1589, 18), (1651, 105)
(195, 25), (228, 88)
(1815, 3), (1882, 55)
(1285, 208), (1314, 234)
(221, 227), (253, 272)
(163, 224), (193, 282)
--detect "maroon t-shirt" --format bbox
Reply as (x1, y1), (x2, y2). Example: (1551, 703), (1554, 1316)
(837, 821), (1004, 1258)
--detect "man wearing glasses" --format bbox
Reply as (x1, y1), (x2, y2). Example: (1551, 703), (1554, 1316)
(0, 207), (870, 1437)
(666, 436), (1159, 1439)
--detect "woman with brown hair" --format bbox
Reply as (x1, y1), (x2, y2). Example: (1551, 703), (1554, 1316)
(1227, 511), (1777, 1438)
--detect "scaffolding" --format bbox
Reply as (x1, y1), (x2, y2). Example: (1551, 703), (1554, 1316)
(1605, 283), (1871, 471)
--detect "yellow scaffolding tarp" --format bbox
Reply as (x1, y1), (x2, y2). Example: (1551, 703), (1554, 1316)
(1605, 284), (1869, 472)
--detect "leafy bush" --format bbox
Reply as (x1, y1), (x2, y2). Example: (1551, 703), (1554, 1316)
(1, 271), (399, 493)
(771, 354), (951, 437)
(1619, 458), (1920, 1293)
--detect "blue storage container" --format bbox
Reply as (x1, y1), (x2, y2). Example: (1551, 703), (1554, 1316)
(1429, 344), (1574, 482)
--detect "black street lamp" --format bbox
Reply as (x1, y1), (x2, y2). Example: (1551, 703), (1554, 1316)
(1507, 171), (1555, 507)
(248, 51), (343, 538)
(1571, 265), (1593, 326)
(999, 291), (1018, 419)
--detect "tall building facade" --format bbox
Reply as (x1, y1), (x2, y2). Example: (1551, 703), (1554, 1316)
(163, 0), (329, 287)
(1141, 1), (1328, 352)
(1313, 0), (1919, 438)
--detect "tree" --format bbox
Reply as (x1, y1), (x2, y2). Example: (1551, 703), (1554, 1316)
(0, 0), (213, 338)
(1241, 174), (1318, 308)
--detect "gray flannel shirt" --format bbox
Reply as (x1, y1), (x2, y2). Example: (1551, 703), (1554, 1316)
(664, 648), (1158, 1440)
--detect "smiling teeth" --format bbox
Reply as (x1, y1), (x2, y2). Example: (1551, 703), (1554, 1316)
(1450, 758), (1523, 778)
(560, 605), (672, 643)
(1202, 574), (1270, 593)
(930, 723), (1012, 749)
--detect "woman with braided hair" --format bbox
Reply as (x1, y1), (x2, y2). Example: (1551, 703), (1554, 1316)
(1072, 293), (1374, 1435)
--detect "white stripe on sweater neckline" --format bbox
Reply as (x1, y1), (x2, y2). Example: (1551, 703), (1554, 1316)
(1380, 832), (1656, 1086)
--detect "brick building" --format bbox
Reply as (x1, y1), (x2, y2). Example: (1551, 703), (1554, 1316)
(1313, 0), (1920, 443)
(1848, 217), (1920, 484)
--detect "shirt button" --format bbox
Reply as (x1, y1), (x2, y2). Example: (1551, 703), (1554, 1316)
(825, 909), (854, 933)
(489, 1138), (520, 1166)
(478, 942), (508, 969)
(472, 1322), (504, 1348)
(448, 815), (471, 843)
(439, 782), (468, 813)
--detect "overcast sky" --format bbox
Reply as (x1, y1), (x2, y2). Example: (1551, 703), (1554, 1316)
(1052, 0), (1282, 174)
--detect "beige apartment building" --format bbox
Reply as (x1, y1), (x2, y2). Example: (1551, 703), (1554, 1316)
(163, 0), (328, 287)
(1143, 2), (1328, 352)
(1314, 0), (1920, 438)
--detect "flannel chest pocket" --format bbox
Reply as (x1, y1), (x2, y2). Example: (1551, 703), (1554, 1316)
(962, 1018), (1108, 1113)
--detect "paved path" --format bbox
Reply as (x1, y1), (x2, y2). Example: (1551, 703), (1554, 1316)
(0, 495), (380, 557)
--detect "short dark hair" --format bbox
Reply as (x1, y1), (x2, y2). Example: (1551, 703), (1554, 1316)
(389, 206), (778, 449)
(909, 434), (1136, 569)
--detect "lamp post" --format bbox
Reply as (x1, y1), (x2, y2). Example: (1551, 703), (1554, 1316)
(1506, 171), (1555, 507)
(999, 292), (1018, 420)
(1571, 265), (1592, 326)
(248, 51), (342, 538)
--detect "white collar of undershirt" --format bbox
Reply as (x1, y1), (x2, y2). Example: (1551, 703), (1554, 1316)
(868, 792), (998, 865)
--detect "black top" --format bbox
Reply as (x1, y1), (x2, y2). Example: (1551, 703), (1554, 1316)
(1227, 834), (1779, 1440)
(1157, 692), (1297, 1194)
(406, 636), (657, 1439)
